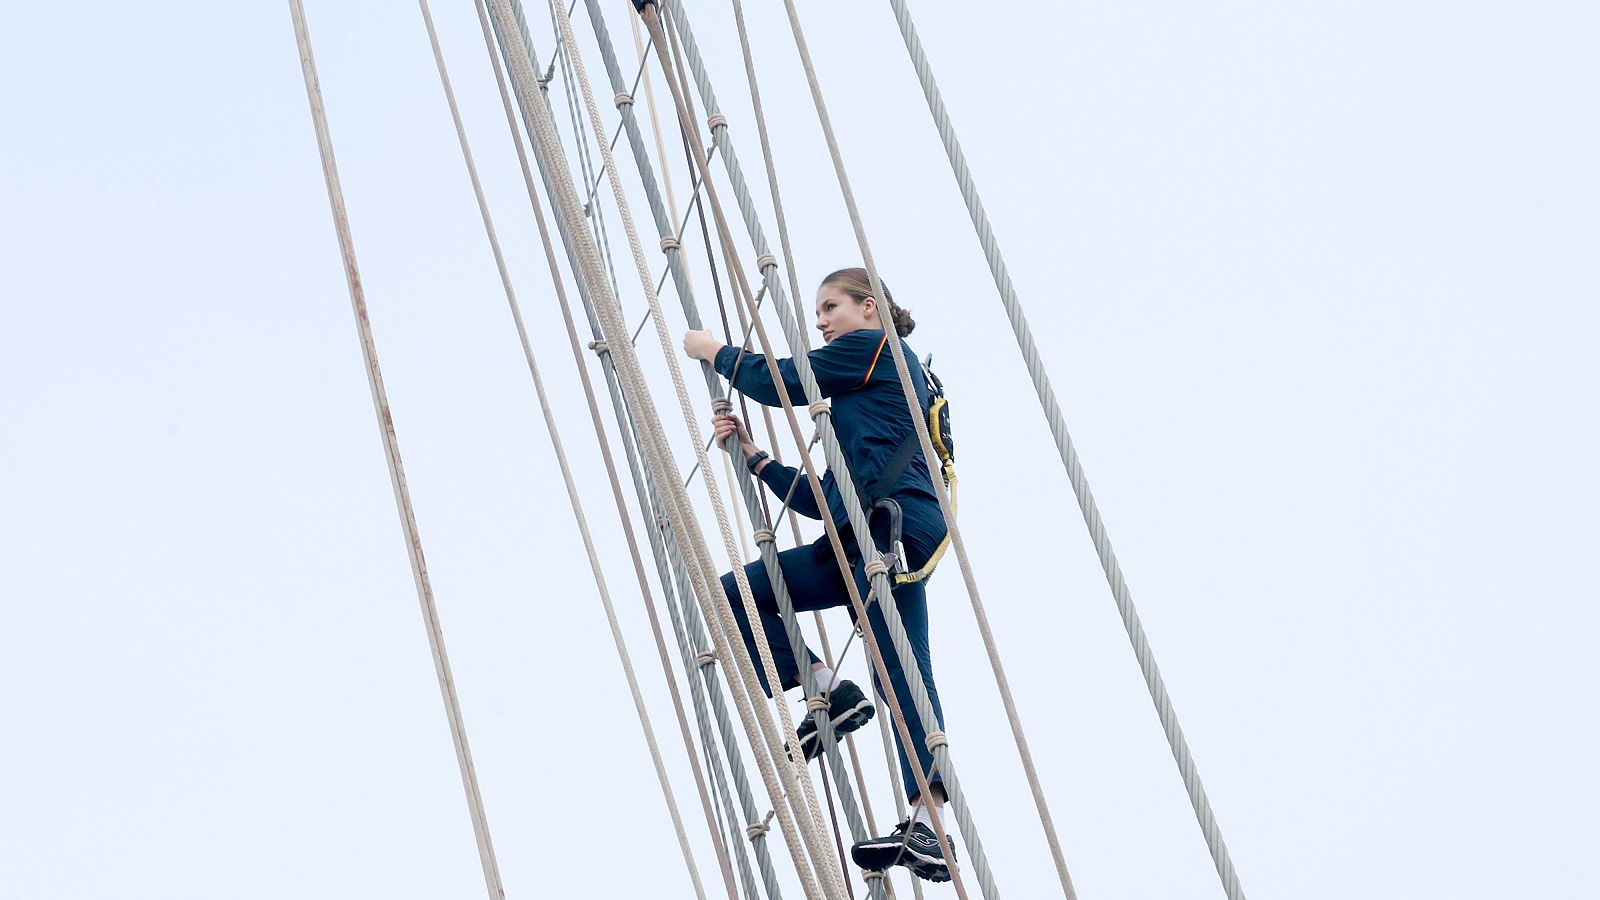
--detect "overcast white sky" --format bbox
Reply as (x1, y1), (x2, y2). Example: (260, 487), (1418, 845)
(3, 1), (1596, 898)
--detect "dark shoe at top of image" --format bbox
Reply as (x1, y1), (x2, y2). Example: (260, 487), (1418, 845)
(850, 818), (956, 883)
(794, 678), (874, 762)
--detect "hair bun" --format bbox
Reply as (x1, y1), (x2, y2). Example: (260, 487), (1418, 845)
(892, 304), (916, 337)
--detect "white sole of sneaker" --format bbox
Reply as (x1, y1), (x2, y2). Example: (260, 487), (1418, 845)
(798, 699), (875, 761)
(905, 848), (952, 883)
(851, 837), (952, 883)
(831, 698), (873, 733)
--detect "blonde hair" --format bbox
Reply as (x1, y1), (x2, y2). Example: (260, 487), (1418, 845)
(820, 267), (915, 337)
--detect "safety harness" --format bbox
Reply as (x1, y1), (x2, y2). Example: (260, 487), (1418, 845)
(855, 355), (956, 584)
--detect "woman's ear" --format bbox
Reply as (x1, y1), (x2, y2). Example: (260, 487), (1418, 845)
(861, 295), (877, 320)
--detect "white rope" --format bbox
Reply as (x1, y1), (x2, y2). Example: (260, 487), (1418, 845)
(642, 9), (970, 899)
(581, 9), (890, 896)
(654, 3), (890, 866)
(641, 15), (911, 899)
(545, 4), (849, 893)
(416, 1), (723, 895)
(650, 5), (981, 896)
(484, 2), (842, 895)
(543, 0), (621, 299)
(724, 0), (810, 345)
(475, 7), (782, 900)
(285, 3), (504, 896)
(769, 0), (990, 871)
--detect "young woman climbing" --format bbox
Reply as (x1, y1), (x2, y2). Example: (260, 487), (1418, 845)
(681, 267), (955, 882)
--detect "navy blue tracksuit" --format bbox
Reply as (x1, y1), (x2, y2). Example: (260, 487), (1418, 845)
(714, 329), (946, 802)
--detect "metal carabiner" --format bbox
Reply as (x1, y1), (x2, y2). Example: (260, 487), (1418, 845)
(872, 497), (906, 576)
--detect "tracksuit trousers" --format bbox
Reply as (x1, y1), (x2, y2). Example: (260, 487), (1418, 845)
(721, 524), (946, 804)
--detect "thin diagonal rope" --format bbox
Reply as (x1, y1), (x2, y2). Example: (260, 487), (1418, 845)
(642, 9), (968, 899)
(817, 755), (857, 900)
(703, 719), (761, 900)
(875, 702), (925, 900)
(883, 3), (1246, 897)
(777, 1), (1113, 896)
(645, 17), (890, 900)
(720, 0), (889, 854)
(544, 0), (621, 298)
(539, 0), (581, 76)
(632, 11), (678, 224)
(724, 0), (809, 347)
(285, 3), (503, 897)
(549, 1), (850, 888)
(579, 50), (657, 209)
(651, 5), (979, 898)
(688, 127), (770, 528)
(473, 6), (777, 898)
(807, 618), (886, 866)
(682, 127), (760, 562)
(576, 5), (890, 897)
(416, 2), (722, 895)
(650, 11), (876, 879)
(777, 0), (1002, 892)
(488, 2), (843, 894)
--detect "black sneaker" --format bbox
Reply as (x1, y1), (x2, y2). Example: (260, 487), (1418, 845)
(795, 679), (874, 762)
(850, 819), (956, 882)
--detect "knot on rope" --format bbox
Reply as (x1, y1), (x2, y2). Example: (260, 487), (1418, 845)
(707, 113), (728, 131)
(745, 810), (775, 839)
(588, 340), (609, 355)
(753, 528), (775, 545)
(861, 871), (886, 881)
(806, 696), (830, 713)
(660, 235), (682, 253)
(925, 730), (949, 752)
(864, 559), (889, 579)
(711, 397), (733, 415)
(613, 91), (634, 108)
(695, 649), (719, 669)
(755, 253), (776, 271)
(807, 400), (830, 419)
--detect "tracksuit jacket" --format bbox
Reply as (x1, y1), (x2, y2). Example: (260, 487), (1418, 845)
(713, 328), (946, 559)
(714, 328), (947, 801)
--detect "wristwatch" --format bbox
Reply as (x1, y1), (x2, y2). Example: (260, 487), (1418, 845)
(745, 450), (770, 473)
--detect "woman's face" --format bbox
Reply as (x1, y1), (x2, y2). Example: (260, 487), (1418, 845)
(815, 284), (877, 344)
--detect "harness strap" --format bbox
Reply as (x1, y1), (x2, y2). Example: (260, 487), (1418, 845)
(856, 428), (922, 510)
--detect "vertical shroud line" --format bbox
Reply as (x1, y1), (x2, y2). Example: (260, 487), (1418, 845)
(285, 2), (504, 897)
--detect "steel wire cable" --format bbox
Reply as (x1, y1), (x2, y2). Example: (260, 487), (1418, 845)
(881, 2), (1246, 896)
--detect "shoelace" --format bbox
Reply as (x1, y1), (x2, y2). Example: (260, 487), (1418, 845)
(884, 821), (916, 869)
